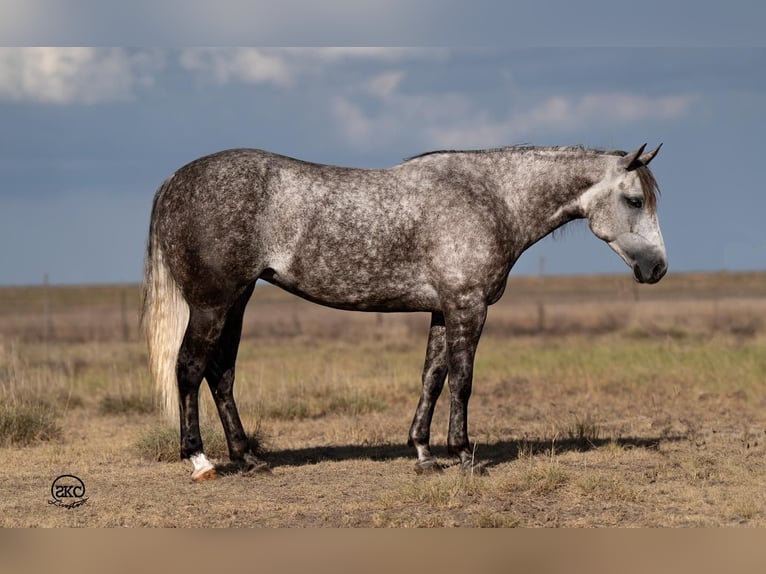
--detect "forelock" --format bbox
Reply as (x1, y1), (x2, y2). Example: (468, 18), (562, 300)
(635, 165), (659, 214)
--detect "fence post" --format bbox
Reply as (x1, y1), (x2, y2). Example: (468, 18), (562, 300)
(42, 273), (50, 342)
(121, 288), (130, 341)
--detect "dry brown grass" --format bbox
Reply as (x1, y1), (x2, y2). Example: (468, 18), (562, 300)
(1, 271), (765, 527)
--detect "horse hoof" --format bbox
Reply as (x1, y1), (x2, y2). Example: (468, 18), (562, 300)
(414, 459), (443, 475)
(191, 468), (219, 482)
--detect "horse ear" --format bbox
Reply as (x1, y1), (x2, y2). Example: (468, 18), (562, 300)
(620, 144), (647, 171)
(638, 143), (662, 166)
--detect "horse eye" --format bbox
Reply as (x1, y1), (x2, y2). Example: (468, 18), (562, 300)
(625, 196), (643, 209)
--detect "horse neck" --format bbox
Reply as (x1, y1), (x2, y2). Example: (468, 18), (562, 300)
(488, 149), (611, 250)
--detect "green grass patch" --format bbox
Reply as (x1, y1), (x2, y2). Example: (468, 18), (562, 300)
(99, 393), (155, 415)
(479, 335), (766, 394)
(263, 391), (388, 420)
(0, 399), (61, 447)
(266, 400), (311, 420)
(326, 394), (388, 416)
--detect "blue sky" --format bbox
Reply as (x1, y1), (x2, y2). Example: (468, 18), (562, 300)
(1, 44), (765, 285)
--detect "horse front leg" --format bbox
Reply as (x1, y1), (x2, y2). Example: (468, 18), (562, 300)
(444, 299), (488, 474)
(408, 312), (448, 474)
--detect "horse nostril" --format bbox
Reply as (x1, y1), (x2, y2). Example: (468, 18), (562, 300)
(632, 263), (644, 283)
(652, 262), (667, 282)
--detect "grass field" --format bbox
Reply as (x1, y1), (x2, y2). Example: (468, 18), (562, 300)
(1, 271), (765, 527)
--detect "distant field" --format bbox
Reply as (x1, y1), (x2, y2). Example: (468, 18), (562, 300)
(1, 271), (765, 526)
(2, 270), (765, 342)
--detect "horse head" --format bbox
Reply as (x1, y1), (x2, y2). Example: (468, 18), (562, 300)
(580, 144), (667, 284)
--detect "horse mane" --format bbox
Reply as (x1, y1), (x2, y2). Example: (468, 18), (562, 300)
(403, 144), (591, 162)
(404, 145), (660, 213)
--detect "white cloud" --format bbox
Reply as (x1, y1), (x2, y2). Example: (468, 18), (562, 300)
(332, 98), (373, 142)
(334, 88), (697, 151)
(281, 47), (443, 63)
(175, 47), (696, 152)
(178, 48), (446, 88)
(0, 48), (162, 104)
(442, 93), (696, 148)
(332, 91), (477, 149)
(365, 71), (405, 98)
(179, 48), (293, 87)
(519, 93), (695, 131)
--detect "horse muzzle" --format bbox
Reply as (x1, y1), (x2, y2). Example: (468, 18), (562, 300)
(632, 260), (667, 284)
(608, 233), (667, 285)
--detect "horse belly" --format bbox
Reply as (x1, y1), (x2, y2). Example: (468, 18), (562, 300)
(264, 261), (440, 312)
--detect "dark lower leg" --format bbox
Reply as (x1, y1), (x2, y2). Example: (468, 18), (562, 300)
(408, 313), (448, 466)
(445, 302), (487, 470)
(177, 308), (225, 460)
(206, 358), (250, 460)
(207, 365), (268, 472)
(178, 373), (203, 458)
(204, 282), (264, 466)
(446, 354), (473, 462)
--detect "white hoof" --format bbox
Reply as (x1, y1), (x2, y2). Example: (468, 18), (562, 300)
(190, 453), (217, 481)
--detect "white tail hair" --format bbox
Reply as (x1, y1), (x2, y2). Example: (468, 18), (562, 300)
(140, 220), (189, 423)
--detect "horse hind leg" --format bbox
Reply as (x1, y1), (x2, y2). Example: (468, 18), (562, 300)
(177, 305), (228, 481)
(408, 312), (449, 474)
(204, 282), (270, 474)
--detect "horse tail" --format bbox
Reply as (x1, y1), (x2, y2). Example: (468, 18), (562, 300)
(139, 180), (189, 423)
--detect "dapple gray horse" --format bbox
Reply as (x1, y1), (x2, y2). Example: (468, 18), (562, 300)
(141, 144), (666, 480)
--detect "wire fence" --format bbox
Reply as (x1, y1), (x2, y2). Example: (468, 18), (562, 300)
(1, 270), (765, 344)
(0, 281), (141, 343)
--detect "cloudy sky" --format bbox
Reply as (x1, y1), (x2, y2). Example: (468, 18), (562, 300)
(1, 44), (765, 285)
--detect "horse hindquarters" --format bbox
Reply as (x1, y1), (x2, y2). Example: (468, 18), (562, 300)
(142, 200), (264, 479)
